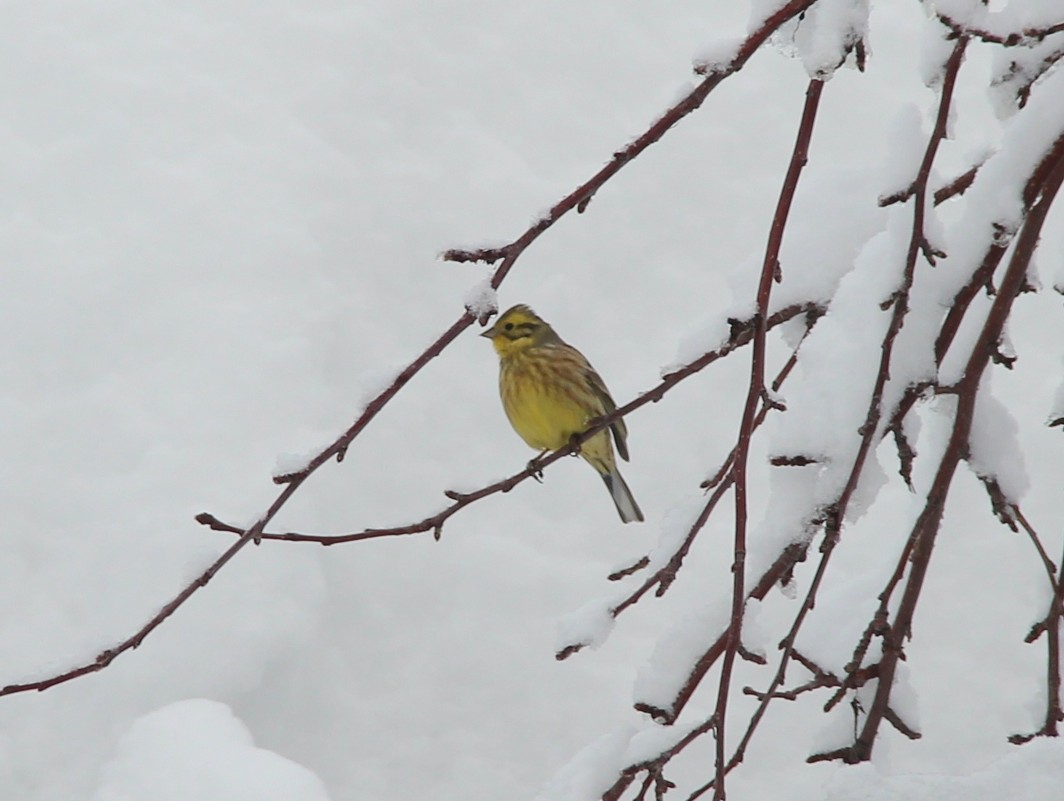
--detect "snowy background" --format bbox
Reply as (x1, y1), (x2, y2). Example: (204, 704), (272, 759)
(2, 1), (1063, 800)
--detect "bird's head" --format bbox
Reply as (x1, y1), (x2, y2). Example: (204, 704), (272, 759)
(480, 304), (558, 357)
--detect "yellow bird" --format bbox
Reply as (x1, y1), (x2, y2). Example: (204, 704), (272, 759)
(481, 304), (644, 523)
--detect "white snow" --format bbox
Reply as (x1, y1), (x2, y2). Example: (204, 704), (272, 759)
(3, 3), (1063, 801)
(556, 595), (618, 654)
(967, 374), (1030, 505)
(634, 601), (731, 711)
(693, 37), (745, 74)
(788, 0), (871, 79)
(91, 699), (331, 801)
(824, 738), (1064, 801)
(533, 725), (639, 801)
(464, 278), (498, 321)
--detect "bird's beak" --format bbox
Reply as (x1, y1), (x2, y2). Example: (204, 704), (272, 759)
(479, 327), (495, 339)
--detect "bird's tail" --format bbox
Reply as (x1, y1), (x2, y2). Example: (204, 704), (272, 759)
(600, 467), (644, 524)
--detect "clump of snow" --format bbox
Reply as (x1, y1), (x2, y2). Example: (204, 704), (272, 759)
(888, 660), (922, 736)
(464, 278), (498, 321)
(877, 104), (931, 204)
(794, 572), (881, 674)
(765, 212), (909, 514)
(666, 313), (736, 373)
(633, 601), (730, 711)
(1050, 356), (1064, 426)
(534, 725), (639, 801)
(917, 23), (957, 89)
(555, 596), (618, 654)
(741, 597), (770, 661)
(355, 364), (405, 409)
(787, 0), (871, 79)
(692, 37), (744, 74)
(807, 700), (864, 759)
(746, 461), (822, 583)
(967, 374), (1030, 504)
(770, 165), (887, 312)
(91, 699), (331, 801)
(623, 716), (707, 765)
(272, 429), (334, 478)
(935, 63), (1064, 323)
(643, 493), (716, 574)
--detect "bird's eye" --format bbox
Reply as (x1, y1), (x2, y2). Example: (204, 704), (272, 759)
(504, 323), (514, 331)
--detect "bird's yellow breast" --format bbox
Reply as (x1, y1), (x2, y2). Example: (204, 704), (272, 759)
(499, 356), (589, 452)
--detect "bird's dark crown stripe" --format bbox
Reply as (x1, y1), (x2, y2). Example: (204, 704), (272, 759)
(507, 322), (539, 338)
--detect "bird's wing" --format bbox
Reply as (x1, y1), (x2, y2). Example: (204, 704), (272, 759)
(584, 362), (630, 462)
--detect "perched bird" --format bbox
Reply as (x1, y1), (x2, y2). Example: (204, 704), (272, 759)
(481, 304), (644, 523)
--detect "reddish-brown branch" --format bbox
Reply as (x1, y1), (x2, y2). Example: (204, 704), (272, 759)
(934, 164), (981, 205)
(785, 38), (969, 730)
(879, 163), (981, 207)
(934, 243), (1009, 364)
(635, 540), (810, 724)
(1010, 509), (1064, 743)
(711, 77), (825, 801)
(2, 542), (255, 695)
(663, 36), (970, 736)
(1012, 506), (1060, 595)
(1, 308), (481, 698)
(723, 511), (843, 773)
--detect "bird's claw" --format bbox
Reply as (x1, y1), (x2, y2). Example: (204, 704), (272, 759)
(527, 458), (545, 482)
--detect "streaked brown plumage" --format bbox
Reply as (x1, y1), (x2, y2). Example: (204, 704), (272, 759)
(481, 304), (644, 523)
